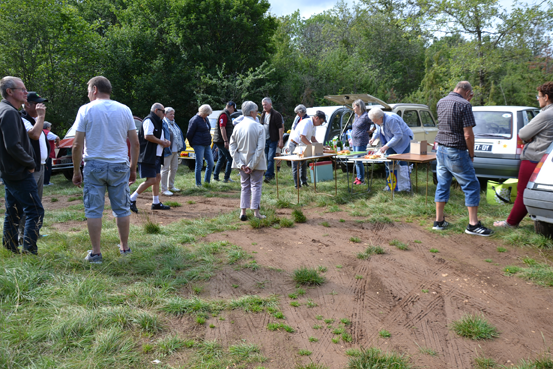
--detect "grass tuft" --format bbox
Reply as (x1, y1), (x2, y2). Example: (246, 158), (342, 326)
(144, 220), (162, 234)
(389, 239), (408, 250)
(346, 347), (411, 369)
(350, 236), (361, 243)
(292, 209), (307, 223)
(379, 329), (391, 338)
(280, 218), (295, 228)
(357, 245), (385, 259)
(293, 267), (325, 286)
(451, 314), (499, 340)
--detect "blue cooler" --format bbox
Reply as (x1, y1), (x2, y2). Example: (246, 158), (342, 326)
(309, 161), (334, 183)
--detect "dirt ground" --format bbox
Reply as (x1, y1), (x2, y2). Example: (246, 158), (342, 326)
(43, 192), (553, 368)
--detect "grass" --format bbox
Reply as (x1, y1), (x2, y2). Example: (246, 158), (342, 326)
(497, 247), (507, 253)
(292, 209), (307, 223)
(451, 314), (499, 340)
(503, 262), (553, 287)
(389, 239), (409, 250)
(267, 322), (295, 333)
(346, 347), (411, 369)
(309, 336), (319, 342)
(429, 248), (439, 253)
(293, 267), (325, 285)
(163, 201), (181, 207)
(474, 356), (497, 368)
(357, 245), (385, 259)
(379, 329), (391, 338)
(317, 265), (328, 273)
(298, 349), (312, 356)
(321, 221), (330, 227)
(295, 364), (329, 369)
(280, 218), (295, 228)
(350, 236), (361, 243)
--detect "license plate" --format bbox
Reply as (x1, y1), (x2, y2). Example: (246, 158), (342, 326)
(475, 144), (493, 152)
(60, 158), (72, 164)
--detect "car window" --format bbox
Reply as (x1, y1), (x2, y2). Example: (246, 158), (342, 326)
(330, 111), (342, 133)
(473, 111), (513, 138)
(208, 118), (218, 129)
(420, 111), (436, 127)
(342, 111), (353, 128)
(403, 110), (421, 128)
(524, 110), (535, 125)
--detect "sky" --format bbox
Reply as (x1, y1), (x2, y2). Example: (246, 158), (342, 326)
(267, 0), (518, 19)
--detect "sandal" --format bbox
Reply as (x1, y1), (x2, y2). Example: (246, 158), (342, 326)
(493, 220), (516, 228)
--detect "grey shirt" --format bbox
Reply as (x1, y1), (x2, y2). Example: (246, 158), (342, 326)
(520, 103), (553, 162)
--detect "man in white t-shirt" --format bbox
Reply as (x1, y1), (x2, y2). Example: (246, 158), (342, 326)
(72, 76), (140, 264)
(287, 110), (326, 189)
(129, 103), (171, 213)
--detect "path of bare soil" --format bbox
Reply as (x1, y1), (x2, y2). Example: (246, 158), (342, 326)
(43, 192), (553, 368)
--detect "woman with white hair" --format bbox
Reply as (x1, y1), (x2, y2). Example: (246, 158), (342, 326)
(161, 107), (186, 195)
(187, 104), (214, 186)
(369, 107), (414, 191)
(230, 101), (267, 220)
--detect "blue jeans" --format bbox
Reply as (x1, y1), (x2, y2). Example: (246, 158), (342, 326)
(3, 172), (44, 254)
(213, 142), (233, 180)
(192, 145), (214, 186)
(435, 145), (480, 207)
(353, 146), (366, 181)
(264, 139), (278, 179)
(84, 160), (131, 218)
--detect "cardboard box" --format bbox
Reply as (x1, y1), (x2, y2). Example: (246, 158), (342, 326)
(410, 140), (428, 155)
(296, 143), (324, 157)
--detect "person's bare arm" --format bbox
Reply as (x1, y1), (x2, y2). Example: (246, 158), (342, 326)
(311, 136), (318, 143)
(464, 126), (475, 161)
(300, 135), (311, 145)
(128, 129), (139, 185)
(72, 131), (84, 186)
(26, 103), (46, 140)
(278, 127), (284, 148)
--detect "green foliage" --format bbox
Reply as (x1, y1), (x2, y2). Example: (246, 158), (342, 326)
(267, 322), (295, 333)
(293, 267), (325, 285)
(357, 245), (386, 259)
(298, 349), (312, 356)
(451, 314), (499, 340)
(346, 347), (411, 369)
(292, 209), (307, 223)
(390, 239), (409, 250)
(379, 330), (391, 338)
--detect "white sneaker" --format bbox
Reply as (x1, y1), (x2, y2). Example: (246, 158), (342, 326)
(169, 187), (181, 192)
(162, 190), (173, 196)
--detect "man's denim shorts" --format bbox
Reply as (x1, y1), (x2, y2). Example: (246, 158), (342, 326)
(138, 156), (162, 178)
(83, 160), (131, 218)
(434, 145), (480, 207)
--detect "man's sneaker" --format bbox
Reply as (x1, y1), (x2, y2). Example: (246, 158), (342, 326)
(433, 219), (449, 230)
(224, 178), (235, 183)
(213, 177), (220, 181)
(465, 221), (493, 237)
(119, 247), (132, 256)
(130, 200), (138, 214)
(162, 190), (173, 196)
(44, 183), (54, 186)
(151, 202), (170, 210)
(170, 187), (181, 192)
(301, 182), (309, 187)
(264, 178), (271, 184)
(85, 250), (103, 264)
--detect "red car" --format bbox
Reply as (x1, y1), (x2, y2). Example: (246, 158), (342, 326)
(52, 117), (143, 180)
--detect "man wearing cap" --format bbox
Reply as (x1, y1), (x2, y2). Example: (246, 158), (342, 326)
(212, 101), (236, 183)
(287, 110), (326, 189)
(260, 97), (284, 183)
(21, 92), (49, 199)
(0, 76), (44, 255)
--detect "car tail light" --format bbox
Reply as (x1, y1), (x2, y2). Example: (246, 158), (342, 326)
(516, 135), (524, 156)
(528, 153), (549, 182)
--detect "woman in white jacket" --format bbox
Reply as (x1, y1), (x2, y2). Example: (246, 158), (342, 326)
(230, 101), (267, 220)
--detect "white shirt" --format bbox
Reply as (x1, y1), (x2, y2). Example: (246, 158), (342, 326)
(22, 117), (48, 165)
(142, 118), (165, 157)
(290, 117), (315, 146)
(263, 113), (270, 140)
(74, 99), (136, 163)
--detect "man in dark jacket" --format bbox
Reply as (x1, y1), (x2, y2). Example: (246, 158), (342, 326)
(260, 97), (284, 183)
(0, 76), (44, 254)
(130, 103), (171, 213)
(212, 101), (236, 182)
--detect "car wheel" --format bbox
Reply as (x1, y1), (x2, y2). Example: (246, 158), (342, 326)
(63, 169), (73, 181)
(534, 220), (553, 239)
(186, 160), (195, 171)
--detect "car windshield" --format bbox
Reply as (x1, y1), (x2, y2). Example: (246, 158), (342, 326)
(208, 118), (218, 129)
(473, 111), (513, 138)
(64, 123), (78, 139)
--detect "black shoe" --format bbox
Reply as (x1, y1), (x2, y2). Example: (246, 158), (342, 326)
(465, 221), (493, 236)
(240, 214), (247, 221)
(22, 248), (38, 255)
(130, 200), (138, 214)
(264, 178), (271, 184)
(432, 219), (449, 230)
(301, 182), (309, 187)
(151, 202), (170, 210)
(295, 185), (302, 190)
(213, 177), (220, 181)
